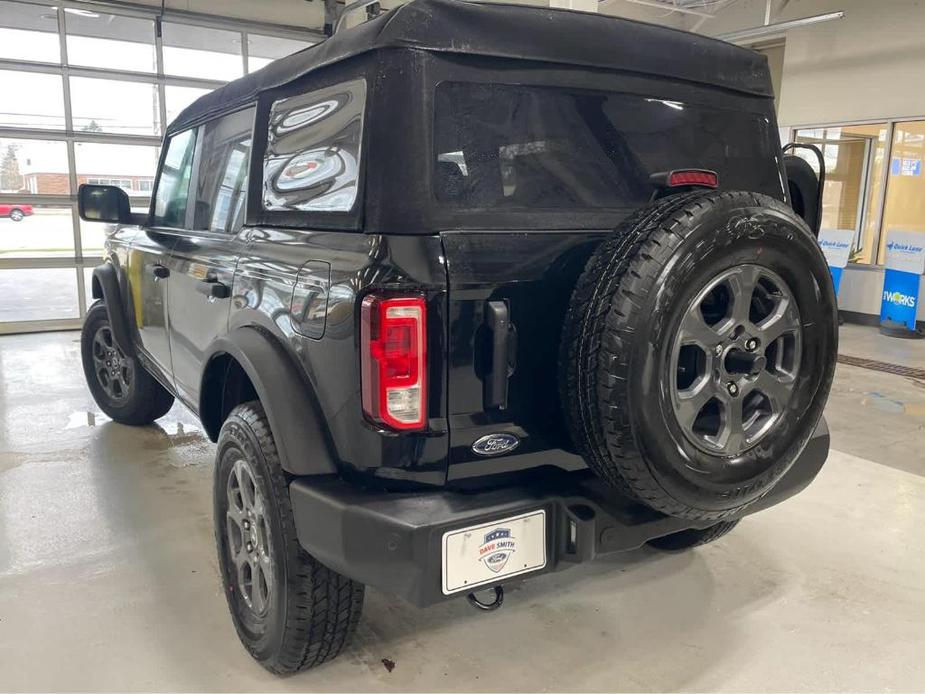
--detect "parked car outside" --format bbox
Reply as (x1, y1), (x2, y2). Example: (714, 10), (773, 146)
(0, 203), (33, 221)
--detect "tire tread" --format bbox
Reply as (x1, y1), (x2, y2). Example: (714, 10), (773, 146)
(559, 191), (833, 520)
(219, 402), (364, 674)
(648, 519), (740, 552)
(81, 301), (174, 425)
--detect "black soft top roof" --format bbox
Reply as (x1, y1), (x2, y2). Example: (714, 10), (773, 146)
(169, 0), (771, 134)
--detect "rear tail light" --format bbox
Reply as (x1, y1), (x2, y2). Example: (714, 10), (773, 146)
(650, 169), (719, 190)
(360, 295), (427, 431)
(667, 169), (718, 188)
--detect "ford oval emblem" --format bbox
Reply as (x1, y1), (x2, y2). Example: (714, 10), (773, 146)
(472, 433), (520, 457)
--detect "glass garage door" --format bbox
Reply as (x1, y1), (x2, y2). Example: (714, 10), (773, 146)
(0, 0), (317, 333)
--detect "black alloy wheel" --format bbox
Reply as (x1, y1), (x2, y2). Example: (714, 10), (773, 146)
(671, 264), (801, 456)
(90, 324), (134, 403)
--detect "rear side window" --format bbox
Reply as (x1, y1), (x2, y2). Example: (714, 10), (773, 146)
(152, 128), (196, 228)
(192, 107), (255, 234)
(434, 82), (781, 210)
(262, 78), (366, 213)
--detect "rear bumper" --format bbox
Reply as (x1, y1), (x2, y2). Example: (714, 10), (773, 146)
(290, 418), (829, 607)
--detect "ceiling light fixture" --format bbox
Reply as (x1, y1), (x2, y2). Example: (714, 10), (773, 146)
(717, 11), (844, 43)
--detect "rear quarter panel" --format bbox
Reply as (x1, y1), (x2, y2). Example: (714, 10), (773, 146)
(231, 228), (450, 486)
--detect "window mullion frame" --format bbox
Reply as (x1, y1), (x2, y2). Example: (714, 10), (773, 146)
(869, 120), (896, 266)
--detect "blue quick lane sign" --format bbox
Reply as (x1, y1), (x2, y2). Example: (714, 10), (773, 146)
(880, 230), (924, 332)
(891, 158), (922, 177)
(817, 228), (854, 295)
(884, 233), (925, 274)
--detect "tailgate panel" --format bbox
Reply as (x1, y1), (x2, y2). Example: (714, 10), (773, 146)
(441, 230), (609, 481)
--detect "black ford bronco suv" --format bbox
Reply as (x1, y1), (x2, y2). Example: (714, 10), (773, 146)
(77, 0), (836, 675)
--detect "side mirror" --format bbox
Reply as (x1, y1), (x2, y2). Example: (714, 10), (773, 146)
(78, 184), (135, 224)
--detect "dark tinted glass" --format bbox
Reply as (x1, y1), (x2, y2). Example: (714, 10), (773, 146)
(263, 78), (366, 213)
(192, 107), (255, 233)
(152, 128), (196, 228)
(434, 82), (781, 210)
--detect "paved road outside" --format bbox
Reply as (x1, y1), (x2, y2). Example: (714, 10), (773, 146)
(0, 208), (106, 258)
(0, 210), (101, 322)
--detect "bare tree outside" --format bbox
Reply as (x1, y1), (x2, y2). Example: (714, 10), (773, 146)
(0, 142), (23, 192)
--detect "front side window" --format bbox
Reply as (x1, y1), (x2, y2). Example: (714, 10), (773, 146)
(192, 107), (255, 234)
(262, 78), (366, 214)
(434, 82), (781, 211)
(152, 128), (196, 228)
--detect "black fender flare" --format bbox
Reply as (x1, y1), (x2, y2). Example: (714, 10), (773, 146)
(92, 262), (137, 358)
(201, 327), (338, 477)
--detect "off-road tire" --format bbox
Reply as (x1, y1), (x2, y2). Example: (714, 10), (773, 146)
(215, 402), (364, 674)
(560, 192), (703, 502)
(648, 519), (740, 552)
(560, 190), (837, 520)
(81, 301), (174, 424)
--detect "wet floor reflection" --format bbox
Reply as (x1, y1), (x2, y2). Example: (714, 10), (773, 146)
(65, 409), (204, 439)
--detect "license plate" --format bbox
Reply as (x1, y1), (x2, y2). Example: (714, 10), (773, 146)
(441, 509), (547, 595)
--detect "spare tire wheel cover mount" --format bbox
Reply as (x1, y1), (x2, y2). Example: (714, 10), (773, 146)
(562, 191), (837, 520)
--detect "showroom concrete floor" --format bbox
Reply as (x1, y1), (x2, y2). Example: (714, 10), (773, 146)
(0, 327), (923, 692)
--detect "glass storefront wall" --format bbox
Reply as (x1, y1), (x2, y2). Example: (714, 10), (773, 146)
(794, 119), (925, 269)
(794, 123), (888, 265)
(0, 0), (318, 332)
(878, 120), (925, 266)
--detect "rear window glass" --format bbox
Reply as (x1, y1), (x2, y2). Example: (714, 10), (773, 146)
(263, 78), (366, 214)
(434, 82), (781, 210)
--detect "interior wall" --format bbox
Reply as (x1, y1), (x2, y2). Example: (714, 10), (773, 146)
(577, 0), (686, 24)
(693, 0), (925, 324)
(696, 0), (925, 128)
(106, 0), (324, 29)
(755, 41), (784, 114)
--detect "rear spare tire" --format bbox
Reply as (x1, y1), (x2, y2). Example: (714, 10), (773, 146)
(560, 191), (837, 520)
(784, 154), (821, 235)
(648, 519), (740, 552)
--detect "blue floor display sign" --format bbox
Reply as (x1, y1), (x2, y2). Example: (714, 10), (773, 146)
(880, 230), (924, 335)
(817, 228), (854, 296)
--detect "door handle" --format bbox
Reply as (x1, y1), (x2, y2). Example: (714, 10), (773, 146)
(150, 265), (169, 279)
(196, 278), (230, 299)
(484, 300), (516, 410)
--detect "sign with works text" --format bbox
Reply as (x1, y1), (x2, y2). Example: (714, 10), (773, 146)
(880, 230), (923, 332)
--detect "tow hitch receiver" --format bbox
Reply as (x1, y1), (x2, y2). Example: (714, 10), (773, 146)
(467, 586), (504, 611)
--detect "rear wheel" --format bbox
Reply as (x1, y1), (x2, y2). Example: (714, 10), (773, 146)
(81, 301), (174, 425)
(648, 520), (740, 552)
(9, 209), (24, 222)
(215, 402), (364, 674)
